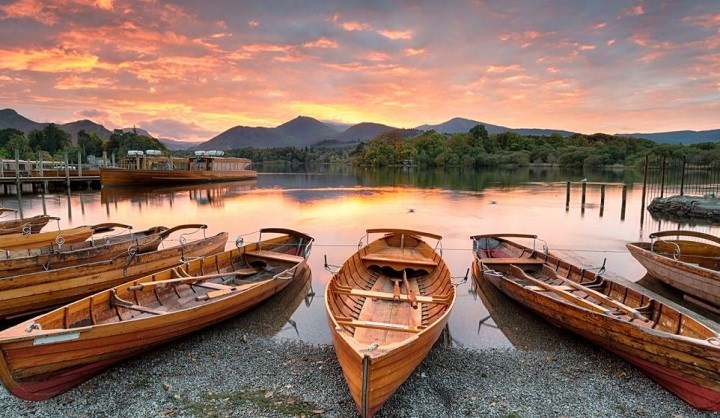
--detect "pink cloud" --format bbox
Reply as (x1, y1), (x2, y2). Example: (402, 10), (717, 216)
(377, 29), (413, 40)
(342, 21), (372, 31)
(304, 37), (338, 49)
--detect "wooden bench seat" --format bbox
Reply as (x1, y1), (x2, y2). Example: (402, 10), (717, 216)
(245, 250), (304, 264)
(338, 288), (451, 305)
(335, 318), (424, 333)
(481, 257), (544, 265)
(361, 254), (437, 269)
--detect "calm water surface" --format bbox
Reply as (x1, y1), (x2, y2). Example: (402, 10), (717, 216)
(2, 167), (718, 349)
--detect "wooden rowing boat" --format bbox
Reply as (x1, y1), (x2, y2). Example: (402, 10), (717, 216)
(0, 229), (228, 320)
(627, 230), (720, 308)
(0, 215), (59, 236)
(0, 227), (313, 401)
(326, 229), (455, 417)
(0, 224), (205, 275)
(0, 224), (96, 251)
(471, 233), (720, 411)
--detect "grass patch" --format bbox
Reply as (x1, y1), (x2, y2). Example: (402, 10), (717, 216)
(184, 388), (324, 417)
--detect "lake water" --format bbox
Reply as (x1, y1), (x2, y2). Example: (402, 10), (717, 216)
(2, 166), (718, 349)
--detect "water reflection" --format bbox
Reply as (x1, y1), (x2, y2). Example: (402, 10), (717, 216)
(100, 180), (258, 207)
(3, 167), (719, 349)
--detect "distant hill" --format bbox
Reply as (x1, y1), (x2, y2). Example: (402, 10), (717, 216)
(417, 117), (576, 137)
(0, 109), (158, 143)
(62, 120), (112, 141)
(330, 122), (420, 143)
(3, 108), (719, 149)
(0, 108), (44, 134)
(196, 116), (341, 150)
(158, 138), (199, 150)
(619, 129), (720, 144)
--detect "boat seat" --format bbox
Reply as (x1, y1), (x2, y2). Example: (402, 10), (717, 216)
(335, 318), (424, 333)
(482, 258), (544, 265)
(245, 250), (304, 264)
(361, 254), (437, 269)
(337, 288), (452, 305)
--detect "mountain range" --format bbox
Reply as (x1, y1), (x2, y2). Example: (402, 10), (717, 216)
(1, 108), (718, 151)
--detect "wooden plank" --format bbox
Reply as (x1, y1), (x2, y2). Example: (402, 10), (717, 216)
(245, 250), (304, 263)
(343, 288), (451, 305)
(361, 254), (437, 268)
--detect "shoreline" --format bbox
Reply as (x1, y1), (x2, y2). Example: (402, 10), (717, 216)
(1, 321), (715, 418)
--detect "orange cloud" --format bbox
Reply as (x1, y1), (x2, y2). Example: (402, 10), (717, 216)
(0, 0), (57, 24)
(0, 48), (100, 72)
(54, 75), (115, 90)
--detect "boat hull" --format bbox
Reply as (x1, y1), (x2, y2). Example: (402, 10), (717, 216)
(100, 167), (257, 186)
(627, 242), (720, 307)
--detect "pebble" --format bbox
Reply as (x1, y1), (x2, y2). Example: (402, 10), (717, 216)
(0, 315), (716, 418)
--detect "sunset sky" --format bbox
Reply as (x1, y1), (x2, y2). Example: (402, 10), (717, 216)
(1, 1), (719, 142)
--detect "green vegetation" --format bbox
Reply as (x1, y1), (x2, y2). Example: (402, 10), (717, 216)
(350, 126), (720, 169)
(0, 126), (166, 163)
(184, 388), (324, 417)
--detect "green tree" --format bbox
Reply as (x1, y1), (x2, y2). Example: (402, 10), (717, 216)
(77, 130), (104, 160)
(28, 124), (71, 154)
(4, 133), (34, 159)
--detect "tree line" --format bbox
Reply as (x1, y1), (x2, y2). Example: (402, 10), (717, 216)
(4, 123), (717, 170)
(350, 126), (720, 169)
(0, 124), (166, 164)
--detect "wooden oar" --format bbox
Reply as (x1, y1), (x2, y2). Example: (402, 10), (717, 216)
(402, 269), (418, 309)
(390, 278), (402, 301)
(126, 267), (262, 290)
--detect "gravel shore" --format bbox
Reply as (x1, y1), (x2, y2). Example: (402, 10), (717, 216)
(1, 254), (717, 418)
(1, 311), (716, 418)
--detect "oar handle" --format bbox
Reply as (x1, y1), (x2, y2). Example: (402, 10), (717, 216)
(402, 269), (418, 309)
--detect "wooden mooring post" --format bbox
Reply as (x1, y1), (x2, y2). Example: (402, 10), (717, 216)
(599, 184), (605, 217)
(621, 185), (627, 221)
(565, 181), (570, 210)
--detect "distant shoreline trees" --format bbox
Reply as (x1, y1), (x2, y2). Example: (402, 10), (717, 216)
(0, 126), (166, 163)
(350, 125), (720, 169)
(3, 123), (717, 170)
